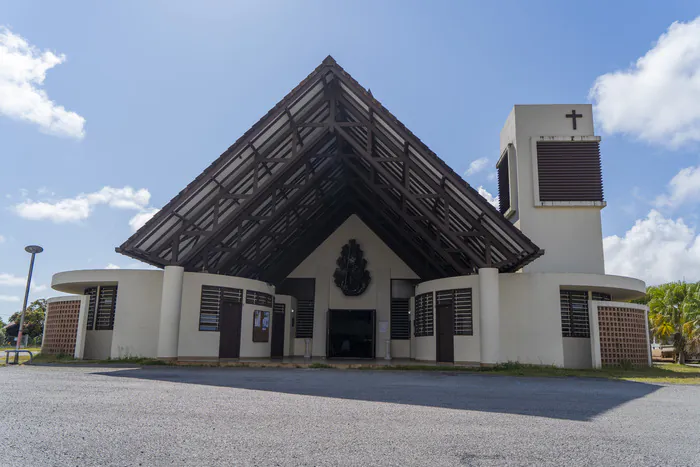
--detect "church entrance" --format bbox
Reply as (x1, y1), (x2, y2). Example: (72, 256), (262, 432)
(327, 309), (375, 359)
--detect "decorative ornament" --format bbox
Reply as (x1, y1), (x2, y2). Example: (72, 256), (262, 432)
(333, 239), (371, 296)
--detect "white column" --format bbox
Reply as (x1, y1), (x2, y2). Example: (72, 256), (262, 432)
(74, 296), (89, 359)
(479, 268), (500, 365)
(157, 266), (185, 359)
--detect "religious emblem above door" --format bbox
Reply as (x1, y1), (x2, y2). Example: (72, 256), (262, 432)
(333, 239), (371, 296)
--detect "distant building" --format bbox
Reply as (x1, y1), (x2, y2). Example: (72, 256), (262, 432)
(49, 57), (650, 368)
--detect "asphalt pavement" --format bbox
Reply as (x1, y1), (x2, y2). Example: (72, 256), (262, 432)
(0, 365), (698, 466)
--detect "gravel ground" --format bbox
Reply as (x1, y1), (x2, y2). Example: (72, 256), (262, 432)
(0, 365), (698, 466)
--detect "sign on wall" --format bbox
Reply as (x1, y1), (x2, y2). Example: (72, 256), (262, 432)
(333, 239), (371, 296)
(252, 310), (270, 342)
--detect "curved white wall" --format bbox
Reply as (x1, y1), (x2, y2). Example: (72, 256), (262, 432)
(177, 272), (275, 360)
(53, 269), (275, 360)
(415, 275), (481, 363)
(415, 272), (645, 367)
(53, 269), (164, 359)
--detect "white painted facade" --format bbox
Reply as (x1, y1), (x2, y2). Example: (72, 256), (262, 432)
(49, 104), (650, 368)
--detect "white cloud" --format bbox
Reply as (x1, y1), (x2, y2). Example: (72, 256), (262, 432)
(654, 165), (700, 209)
(604, 210), (700, 285)
(0, 273), (26, 287)
(105, 263), (120, 269)
(477, 186), (499, 209)
(129, 207), (159, 232)
(0, 26), (85, 139)
(465, 157), (490, 177)
(590, 17), (700, 147)
(0, 235), (5, 243)
(0, 295), (20, 302)
(13, 186), (151, 223)
(487, 172), (497, 182)
(32, 284), (48, 292)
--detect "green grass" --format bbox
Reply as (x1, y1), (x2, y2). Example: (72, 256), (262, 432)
(0, 348), (42, 366)
(30, 353), (169, 366)
(356, 362), (700, 384)
(13, 353), (700, 385)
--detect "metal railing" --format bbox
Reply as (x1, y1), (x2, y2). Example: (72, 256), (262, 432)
(4, 350), (34, 365)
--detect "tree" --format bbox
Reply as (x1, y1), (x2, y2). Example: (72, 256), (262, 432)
(647, 282), (700, 364)
(8, 298), (47, 340)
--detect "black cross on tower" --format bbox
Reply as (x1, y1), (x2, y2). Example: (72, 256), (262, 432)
(566, 109), (582, 130)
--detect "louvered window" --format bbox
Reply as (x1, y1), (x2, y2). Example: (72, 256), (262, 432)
(414, 292), (434, 337)
(84, 286), (117, 331)
(390, 298), (410, 340)
(497, 154), (510, 214)
(295, 299), (314, 338)
(592, 291), (612, 302)
(84, 287), (98, 330)
(560, 290), (590, 338)
(246, 290), (274, 307)
(199, 285), (243, 331)
(273, 302), (285, 314)
(537, 141), (603, 202)
(436, 289), (473, 336)
(454, 289), (473, 335)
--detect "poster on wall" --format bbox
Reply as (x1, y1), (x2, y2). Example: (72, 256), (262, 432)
(252, 310), (270, 342)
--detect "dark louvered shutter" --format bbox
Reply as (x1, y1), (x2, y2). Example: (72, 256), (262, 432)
(390, 298), (410, 339)
(199, 286), (221, 331)
(560, 290), (590, 338)
(246, 290), (273, 307)
(497, 156), (510, 214)
(592, 291), (612, 302)
(453, 288), (473, 336)
(414, 292), (434, 337)
(95, 286), (118, 330)
(199, 286), (242, 331)
(295, 299), (314, 338)
(85, 287), (98, 330)
(537, 141), (603, 202)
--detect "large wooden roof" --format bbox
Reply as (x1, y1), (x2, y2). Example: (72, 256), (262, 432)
(117, 56), (543, 283)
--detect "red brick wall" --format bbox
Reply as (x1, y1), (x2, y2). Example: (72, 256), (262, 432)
(42, 300), (81, 355)
(597, 306), (649, 366)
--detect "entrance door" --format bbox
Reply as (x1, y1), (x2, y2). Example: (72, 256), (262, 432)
(436, 304), (454, 363)
(327, 309), (375, 359)
(270, 311), (285, 358)
(219, 301), (242, 359)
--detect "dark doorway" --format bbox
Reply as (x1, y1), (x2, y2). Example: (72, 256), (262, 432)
(436, 304), (454, 363)
(219, 301), (242, 359)
(270, 311), (285, 358)
(327, 309), (375, 359)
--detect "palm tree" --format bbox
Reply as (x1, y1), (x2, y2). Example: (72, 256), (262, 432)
(647, 282), (700, 364)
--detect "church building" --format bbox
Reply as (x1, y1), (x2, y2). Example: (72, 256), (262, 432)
(47, 57), (650, 368)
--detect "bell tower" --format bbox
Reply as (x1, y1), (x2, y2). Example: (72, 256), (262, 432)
(498, 105), (605, 274)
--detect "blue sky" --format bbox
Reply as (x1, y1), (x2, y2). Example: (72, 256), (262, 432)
(2, 1), (700, 320)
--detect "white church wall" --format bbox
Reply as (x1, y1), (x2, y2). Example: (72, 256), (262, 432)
(415, 276), (481, 363)
(109, 271), (163, 359)
(562, 337), (592, 369)
(499, 273), (565, 366)
(287, 215), (418, 358)
(51, 269), (164, 359)
(177, 273), (275, 360)
(84, 331), (113, 360)
(274, 295), (296, 357)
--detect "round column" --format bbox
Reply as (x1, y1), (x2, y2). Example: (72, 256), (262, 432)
(479, 267), (500, 365)
(157, 266), (185, 360)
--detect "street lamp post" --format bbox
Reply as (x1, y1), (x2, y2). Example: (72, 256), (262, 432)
(14, 245), (43, 364)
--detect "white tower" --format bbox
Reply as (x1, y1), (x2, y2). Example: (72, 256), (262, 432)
(498, 105), (605, 274)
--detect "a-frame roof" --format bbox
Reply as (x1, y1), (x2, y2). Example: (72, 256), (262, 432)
(117, 56), (543, 283)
